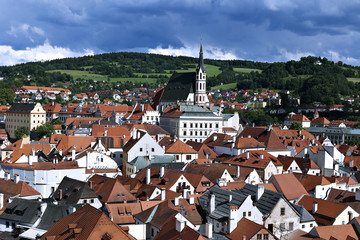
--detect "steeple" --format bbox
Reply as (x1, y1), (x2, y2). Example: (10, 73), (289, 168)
(197, 37), (206, 73)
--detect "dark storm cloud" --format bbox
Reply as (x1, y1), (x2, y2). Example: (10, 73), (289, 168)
(1, 0), (360, 65)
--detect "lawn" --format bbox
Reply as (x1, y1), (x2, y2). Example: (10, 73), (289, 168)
(211, 82), (237, 90)
(233, 68), (262, 73)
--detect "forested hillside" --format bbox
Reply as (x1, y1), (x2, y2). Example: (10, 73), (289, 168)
(0, 52), (359, 106)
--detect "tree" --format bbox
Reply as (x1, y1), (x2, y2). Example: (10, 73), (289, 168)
(290, 122), (303, 130)
(15, 126), (28, 140)
(35, 123), (55, 140)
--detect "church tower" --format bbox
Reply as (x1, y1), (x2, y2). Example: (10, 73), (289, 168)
(195, 41), (209, 106)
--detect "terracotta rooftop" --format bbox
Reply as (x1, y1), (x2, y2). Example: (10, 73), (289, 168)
(41, 204), (135, 240)
(269, 173), (309, 200)
(298, 195), (349, 225)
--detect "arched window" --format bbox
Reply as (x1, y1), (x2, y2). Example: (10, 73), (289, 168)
(200, 73), (202, 79)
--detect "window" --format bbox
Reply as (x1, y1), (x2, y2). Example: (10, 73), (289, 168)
(280, 207), (285, 215)
(243, 212), (246, 217)
(151, 228), (154, 237)
(6, 221), (9, 228)
(12, 222), (15, 229)
(184, 123), (187, 128)
(215, 123), (219, 128)
(263, 234), (269, 240)
(176, 155), (179, 160)
(248, 211), (251, 216)
(280, 223), (285, 231)
(302, 224), (305, 229)
(268, 224), (273, 233)
(289, 222), (294, 231)
(140, 148), (143, 152)
(151, 148), (154, 152)
(190, 123), (193, 128)
(183, 131), (186, 136)
(257, 234), (262, 240)
(186, 155), (191, 160)
(310, 223), (313, 228)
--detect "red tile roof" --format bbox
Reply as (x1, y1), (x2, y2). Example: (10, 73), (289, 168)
(41, 204), (135, 240)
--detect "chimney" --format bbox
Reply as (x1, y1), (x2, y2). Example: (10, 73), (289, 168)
(311, 139), (315, 145)
(59, 189), (63, 200)
(174, 197), (179, 206)
(236, 166), (240, 179)
(349, 211), (354, 222)
(316, 135), (319, 141)
(137, 131), (141, 139)
(242, 236), (247, 240)
(229, 194), (232, 202)
(205, 222), (213, 239)
(350, 160), (354, 168)
(260, 154), (264, 159)
(246, 152), (250, 160)
(14, 174), (19, 184)
(104, 130), (108, 136)
(160, 166), (165, 178)
(88, 181), (93, 190)
(176, 218), (185, 233)
(0, 193), (3, 209)
(189, 196), (194, 205)
(71, 148), (76, 160)
(256, 185), (264, 201)
(5, 172), (10, 181)
(232, 136), (236, 142)
(213, 135), (218, 142)
(59, 149), (63, 156)
(146, 168), (151, 185)
(312, 201), (318, 214)
(228, 206), (238, 233)
(161, 189), (166, 201)
(210, 194), (215, 213)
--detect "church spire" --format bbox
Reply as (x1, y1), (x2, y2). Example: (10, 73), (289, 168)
(197, 37), (206, 73)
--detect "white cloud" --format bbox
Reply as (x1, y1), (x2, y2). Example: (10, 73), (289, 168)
(277, 48), (314, 61)
(0, 40), (94, 66)
(148, 44), (237, 60)
(327, 50), (360, 65)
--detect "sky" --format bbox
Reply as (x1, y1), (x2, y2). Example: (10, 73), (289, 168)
(1, 0), (360, 66)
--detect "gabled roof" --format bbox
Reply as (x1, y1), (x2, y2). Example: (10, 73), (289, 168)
(310, 224), (358, 240)
(186, 141), (218, 159)
(199, 185), (247, 221)
(52, 176), (97, 204)
(298, 195), (349, 225)
(269, 173), (309, 200)
(226, 218), (273, 240)
(56, 136), (94, 153)
(165, 139), (197, 154)
(0, 178), (40, 198)
(184, 163), (236, 183)
(311, 117), (331, 125)
(7, 103), (37, 113)
(296, 174), (332, 193)
(159, 72), (196, 103)
(237, 184), (293, 216)
(89, 175), (136, 203)
(224, 150), (282, 170)
(134, 200), (179, 229)
(153, 217), (206, 240)
(122, 130), (147, 152)
(41, 204), (134, 240)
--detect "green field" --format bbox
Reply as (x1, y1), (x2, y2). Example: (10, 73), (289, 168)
(211, 82), (237, 90)
(47, 69), (157, 83)
(164, 64), (221, 77)
(347, 78), (360, 82)
(233, 68), (262, 73)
